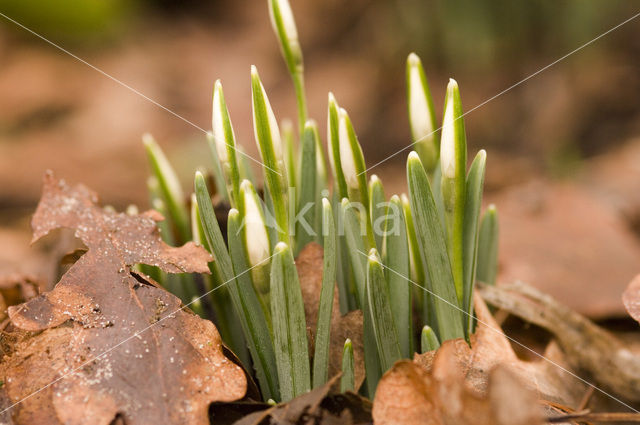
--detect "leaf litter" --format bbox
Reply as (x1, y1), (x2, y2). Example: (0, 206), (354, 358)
(0, 172), (246, 425)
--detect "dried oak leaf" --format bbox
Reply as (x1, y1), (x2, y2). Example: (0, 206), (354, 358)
(623, 274), (640, 324)
(479, 281), (640, 403)
(296, 243), (365, 390)
(232, 375), (372, 425)
(373, 341), (542, 425)
(0, 172), (246, 425)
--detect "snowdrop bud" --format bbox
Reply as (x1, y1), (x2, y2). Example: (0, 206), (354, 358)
(241, 180), (271, 270)
(338, 108), (358, 190)
(268, 0), (303, 74)
(440, 79), (461, 179)
(212, 80), (229, 163)
(407, 53), (438, 172)
(251, 66), (283, 163)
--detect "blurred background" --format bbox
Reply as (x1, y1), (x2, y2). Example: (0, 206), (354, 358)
(1, 0), (639, 317)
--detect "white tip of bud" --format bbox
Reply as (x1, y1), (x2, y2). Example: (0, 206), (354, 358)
(212, 82), (229, 163)
(274, 241), (289, 253)
(271, 0), (298, 41)
(408, 57), (434, 143)
(242, 181), (270, 268)
(440, 86), (457, 179)
(338, 108), (358, 189)
(408, 151), (420, 162)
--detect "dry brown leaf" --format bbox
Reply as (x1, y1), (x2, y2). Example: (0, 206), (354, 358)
(373, 341), (543, 425)
(296, 243), (365, 390)
(480, 281), (640, 403)
(623, 275), (640, 324)
(0, 172), (246, 425)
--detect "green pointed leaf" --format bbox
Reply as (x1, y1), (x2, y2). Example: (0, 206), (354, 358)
(251, 66), (289, 242)
(366, 248), (401, 372)
(407, 152), (464, 341)
(382, 195), (412, 358)
(294, 121), (318, 254)
(340, 339), (355, 393)
(195, 172), (279, 401)
(340, 198), (367, 308)
(328, 93), (349, 199)
(270, 242), (311, 401)
(420, 325), (440, 353)
(477, 204), (499, 286)
(369, 175), (386, 251)
(143, 134), (190, 242)
(462, 150), (487, 336)
(312, 198), (337, 388)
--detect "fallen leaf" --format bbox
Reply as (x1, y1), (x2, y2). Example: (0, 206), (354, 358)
(479, 281), (640, 403)
(296, 243), (365, 390)
(373, 341), (543, 425)
(623, 275), (640, 324)
(0, 172), (246, 425)
(233, 375), (372, 425)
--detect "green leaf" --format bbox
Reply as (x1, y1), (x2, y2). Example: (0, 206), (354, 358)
(366, 248), (401, 372)
(340, 198), (367, 308)
(462, 150), (487, 337)
(206, 132), (230, 204)
(382, 195), (412, 358)
(439, 79), (467, 305)
(282, 119), (297, 190)
(312, 198), (337, 388)
(406, 53), (439, 174)
(477, 204), (499, 286)
(294, 121), (318, 255)
(251, 66), (289, 242)
(340, 339), (355, 393)
(143, 134), (190, 242)
(327, 93), (349, 199)
(420, 325), (440, 353)
(369, 175), (386, 251)
(195, 172), (279, 401)
(338, 107), (369, 208)
(407, 152), (464, 342)
(270, 242), (311, 401)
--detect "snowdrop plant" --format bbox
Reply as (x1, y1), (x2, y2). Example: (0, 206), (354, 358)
(141, 0), (500, 402)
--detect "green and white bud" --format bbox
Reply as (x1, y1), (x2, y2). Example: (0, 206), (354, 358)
(407, 53), (439, 173)
(251, 66), (283, 164)
(440, 78), (466, 180)
(338, 108), (358, 190)
(241, 180), (271, 276)
(268, 0), (303, 75)
(212, 80), (230, 164)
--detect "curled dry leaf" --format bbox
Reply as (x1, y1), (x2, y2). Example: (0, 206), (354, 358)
(479, 281), (640, 403)
(623, 274), (640, 324)
(296, 243), (365, 389)
(0, 172), (246, 425)
(373, 341), (543, 425)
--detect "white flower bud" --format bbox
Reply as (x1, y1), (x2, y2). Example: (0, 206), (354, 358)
(212, 80), (229, 164)
(408, 53), (434, 144)
(338, 108), (358, 189)
(440, 79), (458, 179)
(241, 180), (270, 268)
